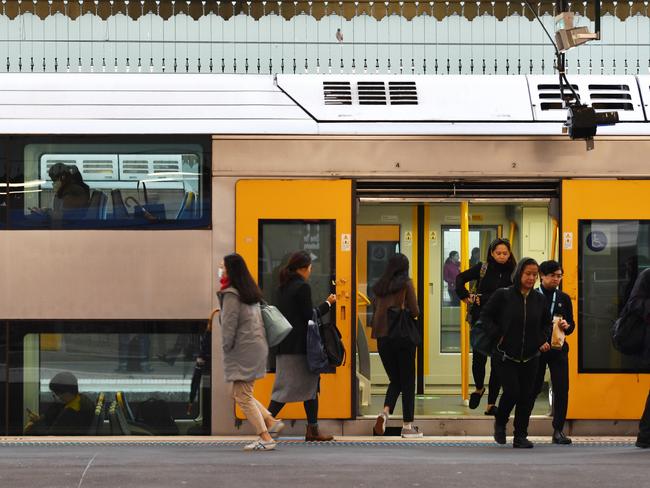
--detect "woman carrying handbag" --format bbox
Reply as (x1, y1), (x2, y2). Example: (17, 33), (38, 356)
(370, 253), (423, 438)
(218, 253), (284, 451)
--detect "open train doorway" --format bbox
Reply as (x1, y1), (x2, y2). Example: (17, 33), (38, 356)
(354, 181), (560, 419)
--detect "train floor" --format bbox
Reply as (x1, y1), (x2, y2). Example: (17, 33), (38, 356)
(0, 438), (646, 488)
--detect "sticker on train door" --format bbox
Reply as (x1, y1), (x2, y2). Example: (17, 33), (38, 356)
(341, 233), (351, 252)
(563, 232), (573, 250)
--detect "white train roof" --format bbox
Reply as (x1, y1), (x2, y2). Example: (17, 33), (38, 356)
(0, 73), (648, 136)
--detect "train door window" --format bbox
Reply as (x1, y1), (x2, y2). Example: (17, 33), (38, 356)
(259, 221), (336, 306)
(8, 321), (210, 436)
(579, 220), (650, 372)
(440, 225), (497, 353)
(0, 139), (7, 228)
(6, 137), (210, 229)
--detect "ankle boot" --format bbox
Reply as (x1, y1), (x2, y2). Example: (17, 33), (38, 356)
(305, 424), (334, 442)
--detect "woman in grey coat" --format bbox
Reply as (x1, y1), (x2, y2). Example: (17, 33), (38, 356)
(218, 253), (283, 451)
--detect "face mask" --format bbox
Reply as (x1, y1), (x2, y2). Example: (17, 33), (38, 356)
(217, 268), (224, 279)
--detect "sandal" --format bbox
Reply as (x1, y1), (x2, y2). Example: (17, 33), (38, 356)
(469, 389), (485, 409)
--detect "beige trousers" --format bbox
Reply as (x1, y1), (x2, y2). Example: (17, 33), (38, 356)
(232, 381), (272, 436)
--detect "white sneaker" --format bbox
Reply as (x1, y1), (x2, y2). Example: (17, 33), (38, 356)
(401, 426), (424, 438)
(268, 420), (286, 438)
(243, 438), (277, 451)
(373, 413), (388, 435)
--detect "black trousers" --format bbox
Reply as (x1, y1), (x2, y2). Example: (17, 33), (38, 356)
(377, 337), (416, 423)
(268, 398), (319, 425)
(532, 348), (569, 432)
(472, 351), (501, 405)
(495, 356), (540, 438)
(639, 390), (650, 442)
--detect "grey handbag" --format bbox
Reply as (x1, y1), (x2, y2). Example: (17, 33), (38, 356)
(260, 303), (293, 347)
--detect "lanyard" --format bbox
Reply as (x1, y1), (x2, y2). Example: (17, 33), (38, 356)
(537, 288), (557, 316)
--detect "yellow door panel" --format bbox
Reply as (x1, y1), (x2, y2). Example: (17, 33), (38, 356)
(235, 179), (352, 419)
(563, 180), (650, 420)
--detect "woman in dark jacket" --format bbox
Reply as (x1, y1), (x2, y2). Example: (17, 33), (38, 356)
(370, 253), (423, 438)
(455, 238), (516, 414)
(480, 257), (552, 448)
(625, 268), (650, 448)
(267, 250), (337, 442)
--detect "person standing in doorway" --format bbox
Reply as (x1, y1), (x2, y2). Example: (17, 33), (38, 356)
(481, 258), (552, 448)
(443, 251), (461, 305)
(219, 253), (283, 451)
(268, 250), (337, 442)
(455, 238), (517, 415)
(531, 260), (575, 445)
(370, 253), (423, 438)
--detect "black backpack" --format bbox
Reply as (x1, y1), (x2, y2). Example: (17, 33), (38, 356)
(318, 311), (346, 368)
(611, 302), (647, 356)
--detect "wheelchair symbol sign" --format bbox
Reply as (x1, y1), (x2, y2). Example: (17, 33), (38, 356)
(586, 231), (608, 252)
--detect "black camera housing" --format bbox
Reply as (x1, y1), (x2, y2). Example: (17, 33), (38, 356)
(565, 104), (619, 140)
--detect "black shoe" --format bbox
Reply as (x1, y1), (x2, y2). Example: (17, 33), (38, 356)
(484, 405), (498, 416)
(513, 437), (534, 449)
(636, 438), (650, 448)
(469, 389), (485, 410)
(493, 421), (506, 445)
(552, 430), (572, 445)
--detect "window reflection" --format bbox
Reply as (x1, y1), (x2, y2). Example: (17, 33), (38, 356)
(13, 324), (209, 436)
(7, 138), (210, 229)
(579, 220), (650, 372)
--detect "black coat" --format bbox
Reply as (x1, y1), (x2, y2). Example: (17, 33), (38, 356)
(455, 261), (514, 323)
(480, 286), (552, 362)
(276, 276), (330, 355)
(537, 285), (575, 353)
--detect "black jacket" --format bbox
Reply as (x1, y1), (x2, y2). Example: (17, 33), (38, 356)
(536, 285), (575, 353)
(276, 276), (330, 355)
(455, 261), (514, 323)
(480, 286), (552, 362)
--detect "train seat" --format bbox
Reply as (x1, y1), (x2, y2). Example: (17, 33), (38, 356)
(87, 392), (106, 435)
(110, 189), (130, 220)
(175, 191), (196, 220)
(85, 190), (108, 220)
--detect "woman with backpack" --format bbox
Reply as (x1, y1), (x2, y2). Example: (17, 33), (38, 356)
(480, 258), (552, 448)
(267, 250), (337, 442)
(218, 253), (283, 451)
(371, 253), (423, 438)
(455, 238), (516, 415)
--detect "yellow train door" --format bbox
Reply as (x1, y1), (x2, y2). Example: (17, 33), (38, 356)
(563, 180), (650, 419)
(235, 179), (353, 419)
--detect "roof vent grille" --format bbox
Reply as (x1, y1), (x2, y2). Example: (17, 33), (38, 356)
(323, 81), (352, 105)
(588, 84), (634, 111)
(388, 81), (418, 105)
(537, 84), (580, 111)
(357, 81), (387, 105)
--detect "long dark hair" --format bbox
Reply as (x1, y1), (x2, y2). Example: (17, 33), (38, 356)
(279, 250), (312, 287)
(486, 238), (517, 271)
(223, 253), (264, 304)
(372, 253), (411, 297)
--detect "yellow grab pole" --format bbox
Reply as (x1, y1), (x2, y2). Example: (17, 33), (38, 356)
(460, 201), (470, 403)
(551, 218), (559, 261)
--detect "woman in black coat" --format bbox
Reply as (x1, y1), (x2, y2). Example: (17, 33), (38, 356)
(480, 257), (552, 448)
(267, 250), (337, 442)
(455, 238), (516, 414)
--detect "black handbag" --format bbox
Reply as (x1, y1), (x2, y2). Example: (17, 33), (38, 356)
(470, 319), (496, 356)
(387, 290), (422, 346)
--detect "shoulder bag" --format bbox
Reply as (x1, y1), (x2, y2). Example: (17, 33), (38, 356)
(260, 303), (293, 347)
(387, 289), (422, 346)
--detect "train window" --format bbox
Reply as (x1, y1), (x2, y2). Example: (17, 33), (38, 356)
(5, 137), (210, 229)
(578, 220), (650, 372)
(258, 220), (336, 308)
(0, 140), (7, 229)
(7, 321), (210, 436)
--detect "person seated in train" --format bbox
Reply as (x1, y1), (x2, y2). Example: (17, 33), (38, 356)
(530, 260), (575, 445)
(24, 371), (95, 436)
(30, 163), (90, 223)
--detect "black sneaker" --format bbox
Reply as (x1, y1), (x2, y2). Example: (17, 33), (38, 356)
(513, 437), (534, 449)
(484, 405), (498, 416)
(469, 389), (485, 410)
(493, 421), (506, 445)
(552, 430), (572, 445)
(636, 438), (650, 448)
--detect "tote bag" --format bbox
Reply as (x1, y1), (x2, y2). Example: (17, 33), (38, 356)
(260, 303), (293, 348)
(387, 290), (422, 346)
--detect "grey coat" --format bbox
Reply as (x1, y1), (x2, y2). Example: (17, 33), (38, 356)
(218, 287), (268, 383)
